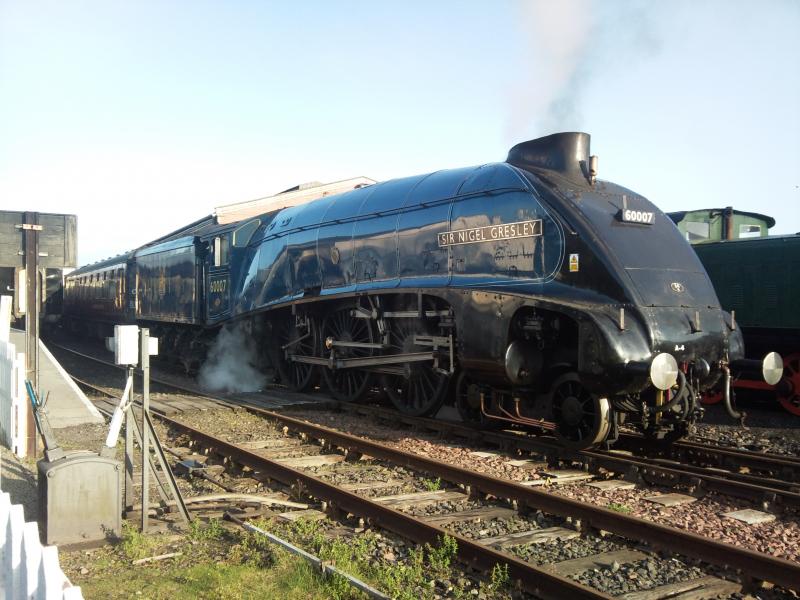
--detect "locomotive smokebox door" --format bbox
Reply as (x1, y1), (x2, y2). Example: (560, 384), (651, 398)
(38, 451), (121, 545)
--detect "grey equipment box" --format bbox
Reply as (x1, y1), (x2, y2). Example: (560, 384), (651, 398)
(38, 451), (121, 545)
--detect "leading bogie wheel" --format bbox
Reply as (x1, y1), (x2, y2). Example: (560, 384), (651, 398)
(320, 308), (376, 402)
(549, 373), (611, 449)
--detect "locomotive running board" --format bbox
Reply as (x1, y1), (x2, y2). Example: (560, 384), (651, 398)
(290, 351), (440, 370)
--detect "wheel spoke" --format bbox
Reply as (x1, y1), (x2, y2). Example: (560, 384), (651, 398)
(551, 374), (608, 449)
(276, 316), (317, 392)
(321, 307), (374, 402)
(381, 298), (449, 417)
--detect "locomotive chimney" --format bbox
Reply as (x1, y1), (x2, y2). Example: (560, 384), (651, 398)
(506, 132), (593, 186)
(723, 206), (734, 240)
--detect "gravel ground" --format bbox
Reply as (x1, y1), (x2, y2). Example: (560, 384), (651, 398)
(548, 479), (800, 561)
(691, 421), (800, 457)
(0, 448), (38, 521)
(281, 406), (800, 565)
(163, 410), (538, 599)
(574, 556), (707, 596)
(689, 402), (800, 456)
(446, 512), (557, 540)
(519, 533), (623, 564)
(36, 338), (800, 599)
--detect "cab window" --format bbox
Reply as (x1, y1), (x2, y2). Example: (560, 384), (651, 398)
(739, 224), (761, 239)
(684, 221), (710, 242)
(233, 219), (260, 248)
(213, 235), (230, 267)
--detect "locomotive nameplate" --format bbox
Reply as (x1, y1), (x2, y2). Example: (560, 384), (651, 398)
(438, 219), (542, 247)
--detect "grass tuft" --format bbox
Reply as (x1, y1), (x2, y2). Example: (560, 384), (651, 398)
(422, 477), (442, 491)
(188, 518), (225, 542)
(120, 522), (158, 561)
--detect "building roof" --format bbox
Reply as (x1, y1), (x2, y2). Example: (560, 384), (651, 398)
(214, 176), (377, 225)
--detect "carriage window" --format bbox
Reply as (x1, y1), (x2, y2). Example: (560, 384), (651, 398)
(739, 224), (761, 238)
(213, 235), (230, 267)
(233, 219), (260, 248)
(684, 221), (710, 242)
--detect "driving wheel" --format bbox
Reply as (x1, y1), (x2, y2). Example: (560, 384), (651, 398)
(381, 300), (450, 416)
(321, 308), (375, 402)
(274, 315), (318, 392)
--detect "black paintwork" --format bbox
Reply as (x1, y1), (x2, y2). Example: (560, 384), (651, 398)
(63, 132), (742, 400)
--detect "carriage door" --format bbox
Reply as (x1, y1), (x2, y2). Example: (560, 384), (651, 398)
(207, 233), (231, 321)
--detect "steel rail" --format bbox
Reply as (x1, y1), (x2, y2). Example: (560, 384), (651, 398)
(160, 414), (610, 600)
(75, 368), (800, 513)
(59, 340), (800, 510)
(58, 342), (800, 588)
(71, 374), (608, 598)
(228, 405), (800, 591)
(337, 402), (800, 501)
(613, 434), (800, 480)
(49, 340), (800, 479)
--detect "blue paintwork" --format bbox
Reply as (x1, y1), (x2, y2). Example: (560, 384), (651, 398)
(234, 162), (564, 316)
(135, 236), (195, 257)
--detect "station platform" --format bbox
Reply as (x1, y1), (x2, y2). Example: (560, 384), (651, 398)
(10, 329), (104, 428)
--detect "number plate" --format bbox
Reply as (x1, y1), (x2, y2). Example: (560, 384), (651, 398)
(617, 208), (655, 225)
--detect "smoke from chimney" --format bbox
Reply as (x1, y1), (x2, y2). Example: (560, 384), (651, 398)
(508, 0), (659, 138)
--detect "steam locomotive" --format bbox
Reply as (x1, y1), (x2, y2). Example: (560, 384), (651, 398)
(63, 132), (781, 448)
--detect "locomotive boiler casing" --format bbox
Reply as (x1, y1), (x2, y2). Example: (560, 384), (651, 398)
(61, 131), (761, 447)
(226, 132), (741, 399)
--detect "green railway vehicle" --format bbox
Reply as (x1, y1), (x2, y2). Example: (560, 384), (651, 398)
(669, 207), (800, 415)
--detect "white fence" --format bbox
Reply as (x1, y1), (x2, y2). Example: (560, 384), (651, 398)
(0, 492), (83, 600)
(0, 297), (26, 459)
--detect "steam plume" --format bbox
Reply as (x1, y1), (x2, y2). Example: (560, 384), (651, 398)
(509, 0), (658, 137)
(198, 322), (268, 393)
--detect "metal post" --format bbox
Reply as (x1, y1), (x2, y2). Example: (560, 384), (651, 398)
(23, 212), (40, 458)
(124, 366), (134, 512)
(140, 328), (150, 532)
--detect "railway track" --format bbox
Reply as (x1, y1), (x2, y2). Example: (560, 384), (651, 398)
(75, 375), (800, 597)
(51, 340), (800, 592)
(332, 402), (800, 511)
(78, 378), (605, 598)
(51, 339), (800, 510)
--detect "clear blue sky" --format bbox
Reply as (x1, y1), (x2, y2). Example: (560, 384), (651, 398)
(1, 1), (798, 265)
